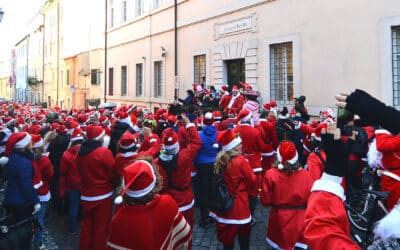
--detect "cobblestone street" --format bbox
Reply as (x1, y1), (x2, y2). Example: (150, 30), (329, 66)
(41, 202), (270, 250)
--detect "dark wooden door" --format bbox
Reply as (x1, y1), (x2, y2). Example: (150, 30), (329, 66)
(227, 59), (245, 90)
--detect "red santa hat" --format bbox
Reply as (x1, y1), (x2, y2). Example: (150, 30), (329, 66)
(237, 110), (252, 123)
(86, 125), (105, 141)
(232, 85), (239, 91)
(114, 160), (156, 204)
(216, 129), (242, 151)
(220, 85), (229, 92)
(70, 128), (84, 142)
(161, 128), (179, 152)
(119, 131), (140, 149)
(262, 103), (271, 111)
(311, 123), (328, 141)
(167, 115), (177, 125)
(213, 111), (222, 120)
(31, 134), (44, 148)
(77, 114), (90, 125)
(5, 132), (32, 156)
(270, 100), (277, 108)
(277, 141), (298, 170)
(116, 111), (132, 126)
(3, 116), (15, 126)
(239, 81), (252, 90)
(99, 115), (109, 124)
(203, 112), (214, 126)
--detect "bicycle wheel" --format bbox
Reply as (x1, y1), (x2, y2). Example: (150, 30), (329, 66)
(346, 194), (375, 232)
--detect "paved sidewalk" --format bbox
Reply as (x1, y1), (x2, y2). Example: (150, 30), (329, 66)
(42, 202), (270, 250)
(192, 204), (270, 250)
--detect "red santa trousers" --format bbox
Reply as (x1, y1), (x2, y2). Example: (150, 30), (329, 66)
(216, 223), (251, 245)
(79, 197), (113, 250)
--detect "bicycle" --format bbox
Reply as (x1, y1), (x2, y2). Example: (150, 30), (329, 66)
(345, 167), (389, 248)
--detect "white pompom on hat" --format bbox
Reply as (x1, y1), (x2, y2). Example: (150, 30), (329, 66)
(277, 141), (298, 170)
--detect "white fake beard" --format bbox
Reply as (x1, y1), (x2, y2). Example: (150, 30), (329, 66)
(373, 204), (400, 241)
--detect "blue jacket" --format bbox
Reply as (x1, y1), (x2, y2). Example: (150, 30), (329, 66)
(4, 150), (39, 206)
(194, 125), (219, 165)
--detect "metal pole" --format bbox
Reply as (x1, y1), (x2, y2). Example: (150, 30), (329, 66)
(41, 15), (45, 105)
(174, 0), (178, 100)
(104, 0), (108, 103)
(56, 1), (60, 106)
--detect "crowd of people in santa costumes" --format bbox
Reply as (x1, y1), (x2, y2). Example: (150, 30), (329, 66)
(0, 84), (399, 250)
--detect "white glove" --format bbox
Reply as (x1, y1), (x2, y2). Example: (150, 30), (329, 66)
(32, 203), (41, 215)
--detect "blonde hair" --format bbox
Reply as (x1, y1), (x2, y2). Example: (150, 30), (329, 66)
(214, 148), (240, 175)
(33, 145), (45, 156)
(279, 161), (301, 175)
(44, 130), (57, 144)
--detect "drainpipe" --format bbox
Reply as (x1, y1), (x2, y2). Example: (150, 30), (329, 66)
(174, 0), (178, 100)
(56, 1), (60, 106)
(41, 14), (45, 104)
(104, 0), (108, 103)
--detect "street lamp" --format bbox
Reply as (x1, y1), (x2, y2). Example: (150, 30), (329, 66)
(0, 8), (4, 23)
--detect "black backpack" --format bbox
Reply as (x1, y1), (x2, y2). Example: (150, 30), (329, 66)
(276, 118), (295, 142)
(208, 173), (241, 214)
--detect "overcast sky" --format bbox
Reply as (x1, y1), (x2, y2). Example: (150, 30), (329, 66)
(0, 0), (42, 73)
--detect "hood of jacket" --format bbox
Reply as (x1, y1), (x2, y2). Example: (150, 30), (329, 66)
(202, 125), (216, 136)
(77, 139), (102, 157)
(244, 100), (260, 112)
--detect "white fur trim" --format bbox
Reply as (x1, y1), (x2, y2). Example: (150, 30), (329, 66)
(278, 114), (289, 119)
(240, 112), (252, 122)
(266, 238), (283, 250)
(377, 169), (400, 182)
(277, 149), (298, 165)
(367, 138), (383, 169)
(262, 152), (274, 157)
(123, 161), (156, 198)
(185, 123), (195, 129)
(70, 136), (83, 142)
(164, 142), (179, 151)
(373, 204), (400, 241)
(278, 163), (284, 170)
(0, 156), (9, 165)
(94, 130), (105, 141)
(178, 199), (195, 212)
(294, 242), (308, 249)
(253, 167), (263, 172)
(120, 152), (137, 158)
(120, 141), (137, 149)
(15, 134), (31, 149)
(81, 191), (113, 201)
(295, 122), (302, 130)
(32, 139), (44, 148)
(39, 191), (51, 202)
(209, 212), (252, 225)
(223, 136), (242, 151)
(33, 181), (43, 189)
(311, 173), (345, 201)
(375, 129), (391, 135)
(119, 117), (132, 126)
(102, 135), (110, 148)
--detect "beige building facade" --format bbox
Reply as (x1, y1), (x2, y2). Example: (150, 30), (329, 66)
(105, 0), (400, 114)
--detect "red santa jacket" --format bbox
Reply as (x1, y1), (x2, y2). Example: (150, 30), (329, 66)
(226, 93), (245, 112)
(219, 94), (231, 111)
(75, 142), (117, 202)
(304, 173), (360, 250)
(209, 155), (257, 224)
(155, 124), (201, 211)
(32, 155), (53, 202)
(306, 150), (326, 181)
(375, 129), (400, 210)
(59, 144), (82, 193)
(233, 124), (268, 173)
(107, 194), (191, 250)
(139, 133), (161, 159)
(260, 168), (314, 250)
(219, 117), (237, 131)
